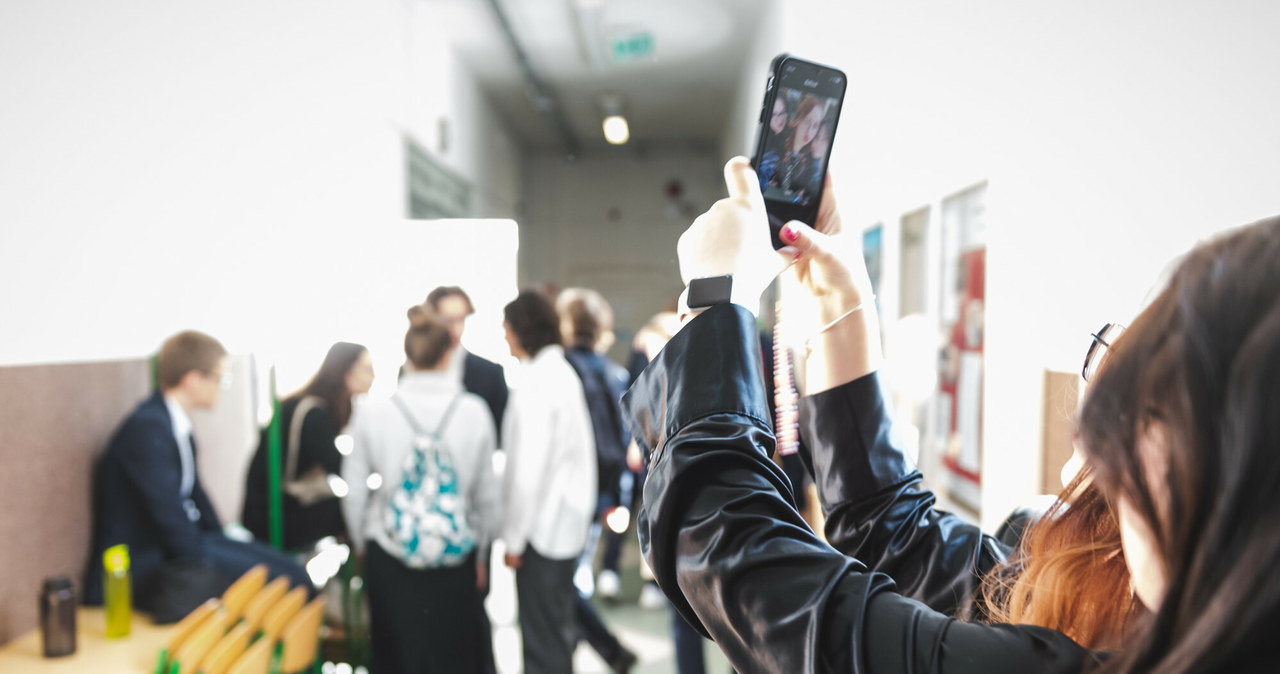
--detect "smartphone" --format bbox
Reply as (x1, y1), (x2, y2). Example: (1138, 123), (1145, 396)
(749, 53), (846, 249)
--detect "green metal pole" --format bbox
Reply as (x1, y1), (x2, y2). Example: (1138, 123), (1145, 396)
(267, 366), (284, 549)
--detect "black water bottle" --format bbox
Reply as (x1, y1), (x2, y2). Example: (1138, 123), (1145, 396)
(40, 575), (77, 658)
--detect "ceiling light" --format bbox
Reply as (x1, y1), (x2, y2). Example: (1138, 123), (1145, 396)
(603, 115), (629, 144)
(600, 92), (629, 145)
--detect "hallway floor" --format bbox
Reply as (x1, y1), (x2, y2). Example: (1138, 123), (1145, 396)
(486, 538), (733, 674)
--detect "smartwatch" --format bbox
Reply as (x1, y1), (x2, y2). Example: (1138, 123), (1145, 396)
(678, 274), (759, 320)
(686, 275), (733, 308)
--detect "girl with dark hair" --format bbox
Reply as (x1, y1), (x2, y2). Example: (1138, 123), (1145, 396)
(628, 156), (1280, 672)
(341, 304), (500, 672)
(500, 289), (598, 674)
(242, 341), (373, 550)
(759, 93), (825, 203)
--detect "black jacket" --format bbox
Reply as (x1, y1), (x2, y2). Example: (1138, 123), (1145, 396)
(564, 345), (631, 504)
(242, 398), (346, 550)
(796, 363), (1010, 620)
(625, 304), (1101, 674)
(462, 351), (508, 438)
(86, 392), (222, 603)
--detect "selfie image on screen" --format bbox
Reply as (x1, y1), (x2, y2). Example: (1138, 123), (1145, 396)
(756, 87), (837, 208)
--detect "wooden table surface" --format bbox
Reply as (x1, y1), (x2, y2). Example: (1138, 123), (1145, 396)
(0, 607), (173, 672)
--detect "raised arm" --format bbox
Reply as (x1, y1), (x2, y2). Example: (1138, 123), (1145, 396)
(625, 157), (1094, 672)
(626, 303), (1093, 673)
(781, 175), (1009, 618)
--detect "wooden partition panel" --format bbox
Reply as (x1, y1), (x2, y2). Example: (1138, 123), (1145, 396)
(0, 355), (261, 646)
(1041, 369), (1080, 494)
(0, 359), (150, 645)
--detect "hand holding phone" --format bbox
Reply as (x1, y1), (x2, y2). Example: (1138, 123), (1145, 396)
(749, 53), (847, 249)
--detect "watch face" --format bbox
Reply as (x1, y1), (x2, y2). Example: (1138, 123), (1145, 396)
(688, 275), (733, 308)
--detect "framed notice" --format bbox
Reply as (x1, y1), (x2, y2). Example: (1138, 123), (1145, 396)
(935, 183), (987, 511)
(406, 137), (471, 219)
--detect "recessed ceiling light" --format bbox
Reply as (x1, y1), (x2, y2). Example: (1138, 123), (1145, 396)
(603, 115), (630, 144)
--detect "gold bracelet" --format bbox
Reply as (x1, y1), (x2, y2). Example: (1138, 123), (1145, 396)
(805, 295), (874, 353)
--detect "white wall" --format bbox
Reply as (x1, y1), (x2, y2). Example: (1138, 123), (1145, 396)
(720, 0), (785, 163)
(0, 0), (524, 380)
(758, 0), (1280, 528)
(0, 0), (526, 527)
(520, 146), (723, 362)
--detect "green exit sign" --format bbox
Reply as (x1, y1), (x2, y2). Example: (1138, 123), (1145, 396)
(611, 31), (654, 63)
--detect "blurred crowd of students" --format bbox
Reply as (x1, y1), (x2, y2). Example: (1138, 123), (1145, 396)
(86, 283), (692, 674)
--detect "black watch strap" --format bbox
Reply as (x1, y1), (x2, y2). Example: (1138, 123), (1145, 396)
(687, 275), (733, 308)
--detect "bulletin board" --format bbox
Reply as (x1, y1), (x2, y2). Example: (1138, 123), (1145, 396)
(934, 183), (987, 511)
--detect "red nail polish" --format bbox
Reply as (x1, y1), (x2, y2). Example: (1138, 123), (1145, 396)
(780, 224), (797, 243)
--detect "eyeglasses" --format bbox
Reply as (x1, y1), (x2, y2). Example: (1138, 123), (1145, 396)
(1082, 323), (1126, 382)
(203, 369), (233, 390)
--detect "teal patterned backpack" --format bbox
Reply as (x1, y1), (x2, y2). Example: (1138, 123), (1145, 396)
(384, 395), (474, 569)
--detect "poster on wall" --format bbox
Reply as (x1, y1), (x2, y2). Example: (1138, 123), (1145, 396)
(862, 224), (883, 299)
(935, 184), (987, 511)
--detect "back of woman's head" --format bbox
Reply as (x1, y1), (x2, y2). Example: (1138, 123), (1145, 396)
(504, 289), (561, 356)
(404, 304), (452, 371)
(556, 287), (613, 351)
(1078, 214), (1280, 672)
(298, 341), (367, 429)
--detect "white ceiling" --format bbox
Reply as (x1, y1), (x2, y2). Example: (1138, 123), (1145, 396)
(434, 0), (772, 157)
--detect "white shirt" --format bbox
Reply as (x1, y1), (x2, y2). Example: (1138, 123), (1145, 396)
(163, 394), (201, 523)
(501, 345), (597, 560)
(444, 345), (467, 385)
(341, 371), (501, 556)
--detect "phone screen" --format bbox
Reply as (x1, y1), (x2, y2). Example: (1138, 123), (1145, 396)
(751, 55), (846, 248)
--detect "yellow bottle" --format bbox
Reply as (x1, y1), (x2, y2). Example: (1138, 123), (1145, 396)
(103, 544), (131, 638)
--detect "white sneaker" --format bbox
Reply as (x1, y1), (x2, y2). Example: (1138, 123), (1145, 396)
(596, 569), (621, 600)
(638, 582), (667, 609)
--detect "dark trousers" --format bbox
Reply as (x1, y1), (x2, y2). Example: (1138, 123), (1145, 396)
(577, 592), (625, 664)
(476, 548), (498, 674)
(365, 542), (480, 674)
(202, 535), (313, 596)
(516, 545), (578, 674)
(671, 603), (706, 674)
(599, 527), (624, 574)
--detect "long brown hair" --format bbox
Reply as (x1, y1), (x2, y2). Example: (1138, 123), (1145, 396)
(1078, 215), (1280, 672)
(785, 95), (821, 155)
(290, 341), (367, 429)
(983, 469), (1142, 650)
(404, 304), (452, 370)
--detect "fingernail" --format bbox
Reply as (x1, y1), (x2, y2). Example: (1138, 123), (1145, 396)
(780, 224), (798, 243)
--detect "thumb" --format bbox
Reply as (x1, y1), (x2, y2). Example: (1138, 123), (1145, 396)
(723, 156), (767, 212)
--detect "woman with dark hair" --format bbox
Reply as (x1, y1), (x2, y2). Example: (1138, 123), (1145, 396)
(342, 304), (500, 673)
(500, 289), (598, 674)
(759, 94), (825, 202)
(628, 156), (1280, 672)
(243, 341), (374, 550)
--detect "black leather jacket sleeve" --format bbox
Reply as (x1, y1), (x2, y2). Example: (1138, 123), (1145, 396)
(625, 303), (1099, 674)
(798, 372), (1010, 619)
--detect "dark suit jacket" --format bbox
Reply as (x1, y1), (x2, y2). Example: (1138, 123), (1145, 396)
(462, 351), (508, 438)
(85, 391), (222, 603)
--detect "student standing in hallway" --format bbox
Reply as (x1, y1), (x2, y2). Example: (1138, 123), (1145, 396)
(342, 304), (501, 673)
(426, 284), (508, 674)
(427, 285), (509, 434)
(500, 290), (598, 674)
(557, 287), (639, 674)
